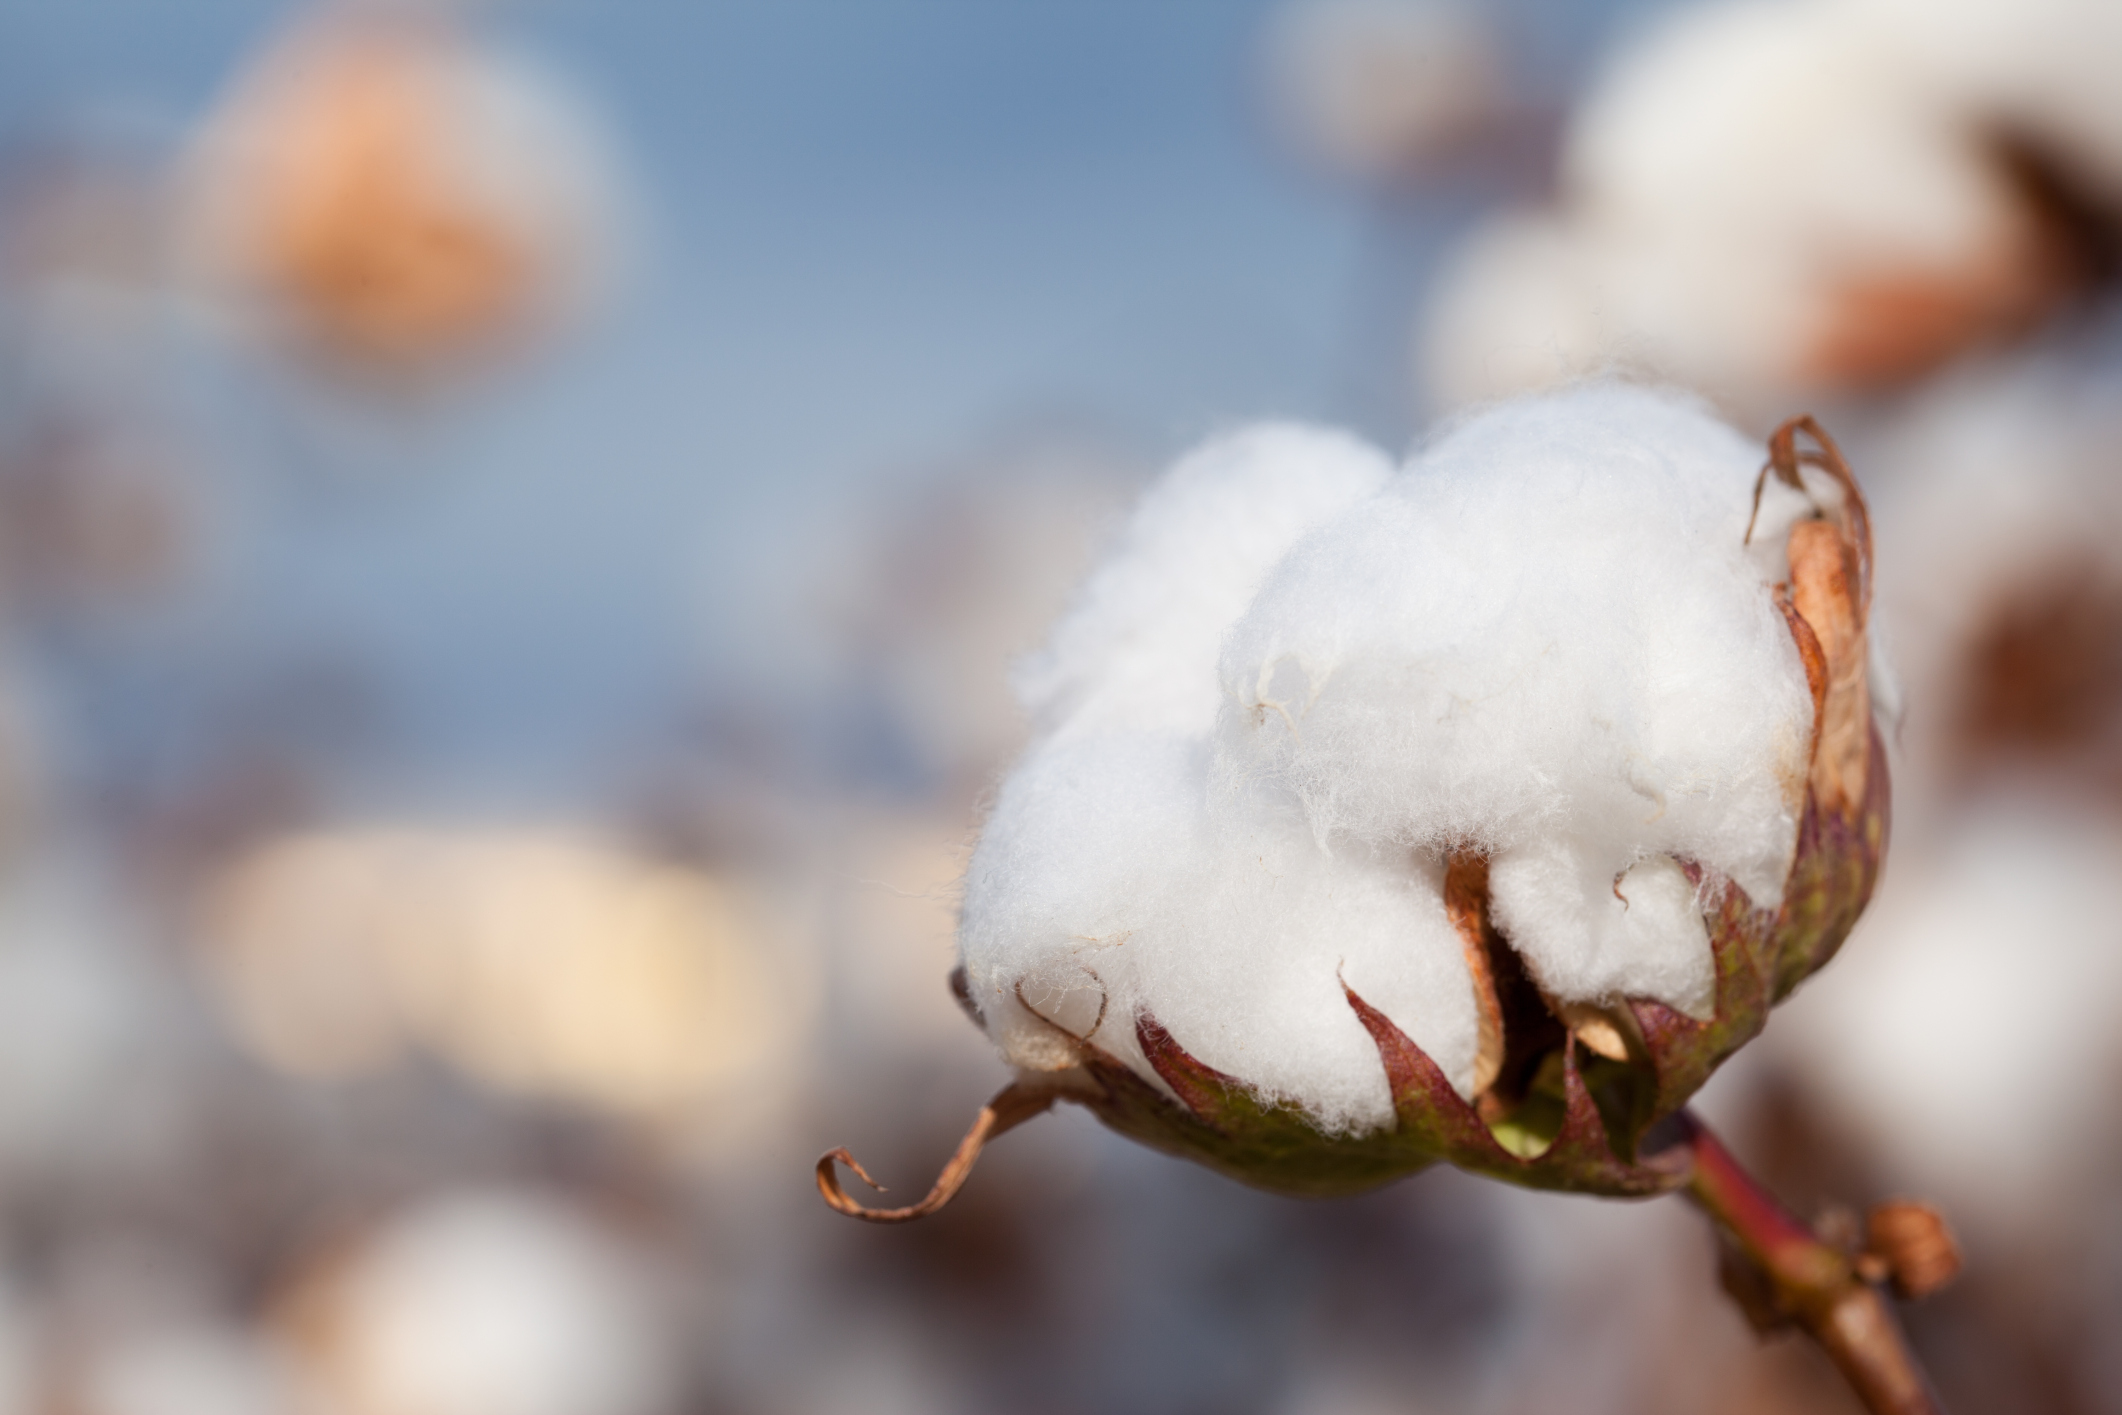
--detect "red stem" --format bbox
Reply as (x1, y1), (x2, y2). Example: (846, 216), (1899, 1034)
(1677, 1112), (1942, 1415)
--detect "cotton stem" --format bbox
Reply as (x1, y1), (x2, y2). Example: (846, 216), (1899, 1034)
(1676, 1111), (1943, 1415)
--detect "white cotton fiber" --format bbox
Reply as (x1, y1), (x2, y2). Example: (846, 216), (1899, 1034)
(282, 1190), (677, 1415)
(1850, 0), (2122, 206)
(960, 732), (1480, 1132)
(1014, 424), (1392, 742)
(1217, 387), (1812, 1016)
(1263, 0), (1507, 181)
(1566, 0), (2010, 267)
(960, 389), (1813, 1130)
(1418, 213), (1635, 412)
(1486, 848), (1714, 1019)
(1420, 0), (2058, 413)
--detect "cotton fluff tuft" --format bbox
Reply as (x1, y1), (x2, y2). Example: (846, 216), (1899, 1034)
(1014, 425), (1393, 741)
(961, 389), (1814, 1132)
(1217, 387), (1812, 1015)
(961, 732), (1480, 1133)
(971, 425), (1472, 1133)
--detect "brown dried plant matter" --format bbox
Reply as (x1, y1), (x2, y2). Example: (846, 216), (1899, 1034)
(237, 24), (534, 365)
(821, 417), (1949, 1413)
(1687, 1121), (1956, 1415)
(816, 1084), (1056, 1224)
(1750, 414), (1872, 814)
(1952, 558), (2122, 786)
(1860, 1201), (1963, 1301)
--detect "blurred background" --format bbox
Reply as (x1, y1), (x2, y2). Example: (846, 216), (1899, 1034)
(0, 0), (2118, 1411)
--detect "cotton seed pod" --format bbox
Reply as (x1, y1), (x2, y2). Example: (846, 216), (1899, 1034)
(821, 394), (1887, 1217)
(181, 6), (615, 379)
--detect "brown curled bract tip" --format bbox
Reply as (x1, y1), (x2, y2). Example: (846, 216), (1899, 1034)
(815, 1082), (1056, 1223)
(1751, 415), (1873, 612)
(1753, 416), (1875, 816)
(1863, 1200), (1962, 1301)
(1444, 852), (1508, 1097)
(1775, 584), (1830, 729)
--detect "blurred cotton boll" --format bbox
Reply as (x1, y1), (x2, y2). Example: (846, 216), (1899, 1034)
(194, 826), (808, 1124)
(0, 861), (191, 1186)
(1856, 355), (2122, 804)
(818, 435), (1144, 806)
(71, 1321), (297, 1415)
(1761, 800), (2122, 1234)
(1855, 0), (2122, 211)
(273, 1191), (680, 1415)
(178, 4), (621, 382)
(1263, 0), (1511, 183)
(0, 416), (193, 613)
(1420, 0), (2095, 418)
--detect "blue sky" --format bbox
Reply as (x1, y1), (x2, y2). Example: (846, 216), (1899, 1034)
(0, 0), (1661, 810)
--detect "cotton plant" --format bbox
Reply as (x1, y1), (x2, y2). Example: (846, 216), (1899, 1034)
(1419, 0), (2114, 420)
(820, 386), (1959, 1414)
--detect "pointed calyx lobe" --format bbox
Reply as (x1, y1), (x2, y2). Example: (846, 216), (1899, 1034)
(1035, 415), (1886, 1200)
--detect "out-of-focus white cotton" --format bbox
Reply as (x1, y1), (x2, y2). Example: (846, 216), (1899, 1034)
(1854, 0), (2122, 206)
(1765, 801), (2122, 1225)
(1263, 0), (1508, 181)
(277, 1191), (676, 1415)
(1015, 424), (1393, 742)
(1421, 0), (2067, 415)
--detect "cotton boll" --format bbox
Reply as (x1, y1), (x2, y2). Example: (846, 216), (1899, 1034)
(1215, 387), (1813, 1012)
(1014, 424), (1392, 742)
(193, 826), (803, 1121)
(1417, 214), (1637, 412)
(1856, 356), (2122, 804)
(1762, 800), (2122, 1228)
(1570, 0), (2065, 395)
(1263, 0), (1509, 182)
(180, 7), (621, 378)
(1421, 0), (2077, 414)
(1570, 1), (1999, 263)
(959, 730), (1480, 1130)
(1853, 0), (2122, 208)
(76, 1323), (296, 1415)
(930, 390), (1883, 1206)
(275, 1191), (678, 1415)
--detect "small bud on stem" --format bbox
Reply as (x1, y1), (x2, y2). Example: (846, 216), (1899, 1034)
(1863, 1200), (1963, 1301)
(1681, 1115), (1950, 1415)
